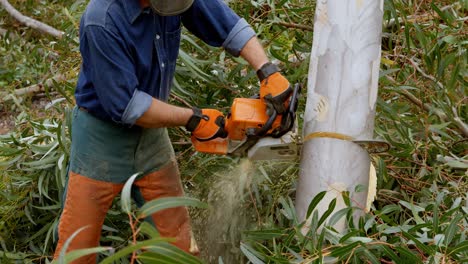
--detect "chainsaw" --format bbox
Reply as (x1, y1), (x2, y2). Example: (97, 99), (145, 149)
(191, 83), (300, 157)
(192, 83), (390, 160)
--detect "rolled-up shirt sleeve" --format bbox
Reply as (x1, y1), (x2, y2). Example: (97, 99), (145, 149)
(82, 25), (152, 125)
(181, 0), (256, 57)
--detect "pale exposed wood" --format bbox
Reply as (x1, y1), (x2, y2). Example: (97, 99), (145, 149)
(297, 0), (384, 232)
(0, 0), (64, 39)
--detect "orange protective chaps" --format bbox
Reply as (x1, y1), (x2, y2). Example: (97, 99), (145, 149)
(53, 160), (197, 263)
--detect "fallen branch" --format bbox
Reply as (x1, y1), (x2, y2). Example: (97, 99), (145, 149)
(274, 21), (313, 31)
(0, 0), (64, 39)
(0, 74), (66, 103)
(385, 76), (468, 138)
(384, 3), (461, 28)
(398, 88), (448, 121)
(408, 58), (444, 89)
(170, 93), (192, 108)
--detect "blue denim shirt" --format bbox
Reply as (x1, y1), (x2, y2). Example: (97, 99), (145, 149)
(75, 0), (256, 124)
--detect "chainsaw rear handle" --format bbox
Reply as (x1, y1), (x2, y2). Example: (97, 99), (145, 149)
(255, 83), (301, 138)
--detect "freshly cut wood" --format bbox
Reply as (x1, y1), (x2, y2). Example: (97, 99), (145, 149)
(0, 0), (64, 38)
(297, 0), (384, 232)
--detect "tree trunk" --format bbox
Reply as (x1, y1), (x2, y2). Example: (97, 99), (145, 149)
(296, 0), (384, 232)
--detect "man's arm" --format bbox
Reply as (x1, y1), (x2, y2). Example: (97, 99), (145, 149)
(135, 98), (226, 142)
(135, 98), (192, 128)
(239, 36), (269, 71)
(135, 36), (268, 129)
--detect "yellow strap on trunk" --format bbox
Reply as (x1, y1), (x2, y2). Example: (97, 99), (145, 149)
(303, 132), (354, 142)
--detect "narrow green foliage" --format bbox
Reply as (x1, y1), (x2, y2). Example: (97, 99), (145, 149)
(120, 173), (142, 214)
(138, 197), (208, 219)
(0, 0), (466, 263)
(306, 191), (326, 219)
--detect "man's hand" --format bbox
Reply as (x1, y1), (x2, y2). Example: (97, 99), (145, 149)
(186, 108), (227, 141)
(258, 62), (292, 115)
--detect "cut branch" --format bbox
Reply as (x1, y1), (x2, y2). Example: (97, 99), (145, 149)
(0, 0), (64, 39)
(0, 74), (66, 103)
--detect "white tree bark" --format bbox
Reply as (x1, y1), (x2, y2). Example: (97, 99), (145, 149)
(0, 0), (64, 38)
(296, 0), (384, 232)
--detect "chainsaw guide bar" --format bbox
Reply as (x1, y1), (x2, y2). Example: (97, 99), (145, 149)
(192, 82), (391, 160)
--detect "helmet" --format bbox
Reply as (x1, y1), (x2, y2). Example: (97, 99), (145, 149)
(150, 0), (194, 16)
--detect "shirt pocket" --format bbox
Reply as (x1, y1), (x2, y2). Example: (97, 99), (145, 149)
(165, 26), (181, 69)
(155, 21), (182, 101)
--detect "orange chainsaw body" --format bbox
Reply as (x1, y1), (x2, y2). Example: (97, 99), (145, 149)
(192, 98), (281, 154)
(227, 98), (281, 140)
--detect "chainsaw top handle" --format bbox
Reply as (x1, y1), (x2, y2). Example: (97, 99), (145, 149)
(255, 83), (301, 138)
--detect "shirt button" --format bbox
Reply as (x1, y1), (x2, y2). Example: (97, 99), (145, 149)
(161, 63), (165, 68)
(156, 34), (160, 40)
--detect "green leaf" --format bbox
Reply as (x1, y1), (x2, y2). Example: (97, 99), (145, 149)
(318, 198), (336, 227)
(432, 202), (439, 234)
(138, 252), (181, 264)
(244, 229), (284, 241)
(379, 204), (401, 215)
(22, 154), (59, 169)
(354, 184), (366, 193)
(137, 197), (207, 219)
(448, 241), (468, 257)
(139, 221), (160, 239)
(240, 243), (265, 264)
(306, 191), (326, 219)
(60, 247), (111, 263)
(139, 243), (203, 264)
(56, 226), (89, 264)
(402, 231), (436, 255)
(330, 241), (360, 258)
(278, 196), (297, 223)
(0, 146), (24, 156)
(380, 245), (401, 263)
(444, 214), (462, 246)
(0, 153), (23, 168)
(431, 3), (454, 25)
(441, 35), (457, 44)
(362, 249), (380, 264)
(99, 238), (174, 264)
(121, 173), (142, 214)
(328, 207), (353, 226)
(394, 246), (421, 263)
(339, 230), (360, 243)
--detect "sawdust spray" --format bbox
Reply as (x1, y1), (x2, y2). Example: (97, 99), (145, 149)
(195, 158), (257, 263)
